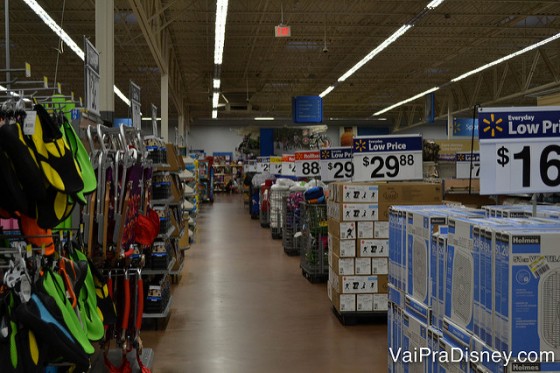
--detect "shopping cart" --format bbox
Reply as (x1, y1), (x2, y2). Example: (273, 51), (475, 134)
(300, 201), (329, 283)
(270, 184), (291, 239)
(282, 191), (305, 256)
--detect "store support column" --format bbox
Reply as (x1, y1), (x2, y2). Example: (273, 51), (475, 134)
(95, 0), (115, 123)
(161, 73), (169, 142)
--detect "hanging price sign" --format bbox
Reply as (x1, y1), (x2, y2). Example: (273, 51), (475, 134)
(479, 106), (560, 195)
(352, 135), (423, 182)
(84, 38), (100, 116)
(245, 160), (257, 172)
(295, 151), (320, 177)
(256, 156), (270, 173)
(282, 154), (296, 176)
(455, 152), (480, 179)
(320, 147), (353, 182)
(270, 156), (282, 174)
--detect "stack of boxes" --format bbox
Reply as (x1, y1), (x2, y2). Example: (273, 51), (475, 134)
(326, 181), (442, 315)
(388, 204), (560, 373)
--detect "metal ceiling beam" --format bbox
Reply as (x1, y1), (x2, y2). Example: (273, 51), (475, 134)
(128, 0), (185, 115)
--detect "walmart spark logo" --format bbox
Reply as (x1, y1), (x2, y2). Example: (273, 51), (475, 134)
(482, 113), (504, 137)
(321, 150), (330, 159)
(354, 139), (367, 152)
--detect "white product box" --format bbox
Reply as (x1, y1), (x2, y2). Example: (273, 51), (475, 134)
(357, 221), (374, 239)
(433, 233), (448, 332)
(373, 293), (388, 311)
(331, 274), (385, 294)
(442, 318), (471, 373)
(328, 219), (356, 239)
(388, 284), (404, 308)
(494, 229), (560, 358)
(374, 221), (389, 238)
(328, 233), (356, 257)
(427, 327), (442, 373)
(329, 203), (380, 222)
(330, 252), (355, 275)
(445, 240), (475, 332)
(359, 239), (389, 257)
(331, 286), (356, 312)
(356, 293), (373, 311)
(327, 280), (333, 301)
(355, 258), (371, 275)
(335, 183), (379, 203)
(402, 309), (429, 373)
(371, 257), (388, 275)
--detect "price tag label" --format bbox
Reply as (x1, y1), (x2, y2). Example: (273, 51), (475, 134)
(256, 156), (270, 173)
(245, 160), (257, 172)
(295, 151), (320, 177)
(479, 106), (560, 194)
(270, 156), (282, 174)
(455, 152), (480, 179)
(24, 111), (37, 135)
(282, 154), (296, 176)
(320, 147), (353, 182)
(352, 135), (423, 182)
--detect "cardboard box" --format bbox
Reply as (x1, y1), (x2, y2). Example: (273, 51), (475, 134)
(328, 202), (379, 222)
(402, 309), (429, 373)
(374, 221), (389, 238)
(331, 286), (356, 312)
(371, 257), (388, 275)
(356, 294), (373, 311)
(328, 233), (356, 257)
(330, 252), (355, 275)
(328, 219), (356, 239)
(359, 239), (389, 257)
(357, 221), (374, 239)
(373, 293), (388, 311)
(355, 258), (371, 275)
(378, 182), (443, 204)
(330, 182), (380, 203)
(331, 274), (388, 294)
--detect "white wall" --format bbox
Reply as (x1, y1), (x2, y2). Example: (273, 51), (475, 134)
(395, 121), (448, 139)
(187, 125), (244, 154)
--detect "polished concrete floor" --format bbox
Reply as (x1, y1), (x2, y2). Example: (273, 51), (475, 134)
(141, 193), (388, 373)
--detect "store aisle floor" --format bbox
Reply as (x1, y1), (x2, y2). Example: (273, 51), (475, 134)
(141, 193), (387, 373)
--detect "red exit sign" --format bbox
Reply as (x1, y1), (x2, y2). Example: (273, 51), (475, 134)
(275, 25), (291, 37)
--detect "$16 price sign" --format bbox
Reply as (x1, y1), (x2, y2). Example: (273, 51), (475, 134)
(295, 151), (320, 177)
(320, 147), (353, 182)
(352, 135), (423, 182)
(479, 106), (560, 194)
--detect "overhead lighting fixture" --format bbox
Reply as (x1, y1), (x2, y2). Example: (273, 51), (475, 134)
(318, 0), (444, 98)
(212, 92), (220, 109)
(212, 109), (218, 119)
(319, 86), (335, 98)
(426, 0), (445, 9)
(254, 117), (275, 121)
(214, 0), (229, 65)
(374, 86), (439, 116)
(142, 117), (162, 120)
(451, 31), (560, 83)
(373, 31), (560, 116)
(213, 79), (221, 89)
(22, 0), (130, 106)
(338, 24), (412, 83)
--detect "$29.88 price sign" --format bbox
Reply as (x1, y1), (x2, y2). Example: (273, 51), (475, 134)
(295, 151), (320, 177)
(479, 107), (560, 195)
(320, 147), (353, 182)
(352, 135), (423, 182)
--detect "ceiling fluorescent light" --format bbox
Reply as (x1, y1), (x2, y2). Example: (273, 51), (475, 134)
(255, 117), (275, 120)
(338, 24), (412, 83)
(22, 0), (131, 107)
(319, 86), (335, 98)
(451, 31), (560, 83)
(142, 117), (162, 120)
(212, 109), (218, 119)
(374, 86), (439, 116)
(426, 0), (445, 9)
(214, 0), (229, 65)
(212, 92), (220, 108)
(213, 79), (221, 89)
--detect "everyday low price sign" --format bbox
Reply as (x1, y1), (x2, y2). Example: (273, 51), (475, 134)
(320, 147), (353, 182)
(352, 135), (423, 182)
(256, 156), (270, 173)
(479, 106), (560, 194)
(270, 156), (282, 174)
(295, 151), (320, 177)
(282, 154), (296, 176)
(455, 152), (480, 179)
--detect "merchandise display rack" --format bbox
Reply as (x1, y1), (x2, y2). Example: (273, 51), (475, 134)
(282, 193), (304, 256)
(300, 202), (329, 283)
